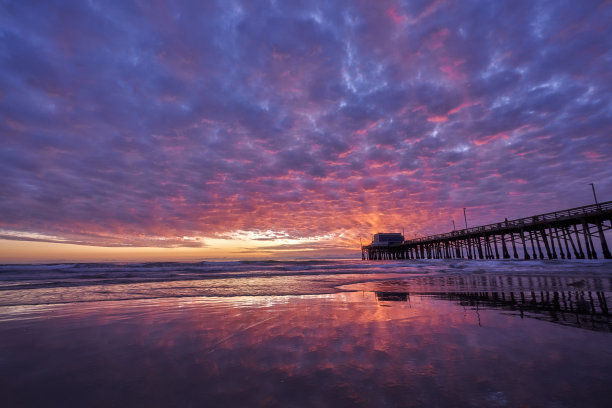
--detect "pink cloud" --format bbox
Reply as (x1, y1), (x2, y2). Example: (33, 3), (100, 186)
(386, 7), (408, 25)
(473, 132), (509, 146)
(427, 115), (447, 123)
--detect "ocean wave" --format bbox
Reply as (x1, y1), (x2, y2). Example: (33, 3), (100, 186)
(0, 259), (610, 305)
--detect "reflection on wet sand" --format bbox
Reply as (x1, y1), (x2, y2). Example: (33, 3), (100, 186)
(1, 268), (612, 407)
(360, 274), (612, 332)
(376, 289), (611, 332)
(375, 291), (409, 302)
(355, 273), (612, 294)
(1, 287), (611, 407)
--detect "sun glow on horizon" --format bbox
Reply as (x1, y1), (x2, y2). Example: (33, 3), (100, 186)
(0, 231), (361, 263)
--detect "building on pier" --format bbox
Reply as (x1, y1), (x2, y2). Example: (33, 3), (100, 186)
(361, 233), (405, 260)
(371, 233), (404, 245)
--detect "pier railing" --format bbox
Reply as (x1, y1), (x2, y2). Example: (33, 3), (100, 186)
(405, 201), (612, 244)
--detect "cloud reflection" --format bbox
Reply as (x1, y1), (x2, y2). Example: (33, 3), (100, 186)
(2, 291), (611, 406)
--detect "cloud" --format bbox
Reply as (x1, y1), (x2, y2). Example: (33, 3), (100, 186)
(1, 0), (611, 252)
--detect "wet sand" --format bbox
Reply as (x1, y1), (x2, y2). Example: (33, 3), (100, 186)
(1, 260), (611, 407)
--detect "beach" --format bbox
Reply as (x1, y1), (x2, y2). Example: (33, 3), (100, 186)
(1, 259), (611, 407)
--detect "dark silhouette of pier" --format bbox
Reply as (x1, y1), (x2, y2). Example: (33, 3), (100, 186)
(373, 275), (612, 332)
(377, 289), (611, 332)
(362, 201), (612, 261)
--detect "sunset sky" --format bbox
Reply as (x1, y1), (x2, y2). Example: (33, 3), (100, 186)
(1, 0), (611, 262)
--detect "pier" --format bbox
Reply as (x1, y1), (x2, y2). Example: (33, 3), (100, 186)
(362, 201), (612, 261)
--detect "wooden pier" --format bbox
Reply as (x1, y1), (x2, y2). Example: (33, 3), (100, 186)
(362, 201), (612, 261)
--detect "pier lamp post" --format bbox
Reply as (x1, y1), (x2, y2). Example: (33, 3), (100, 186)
(452, 220), (456, 231)
(589, 183), (600, 209)
(589, 183), (611, 258)
(463, 207), (472, 259)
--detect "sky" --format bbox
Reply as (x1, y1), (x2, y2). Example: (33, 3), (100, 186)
(1, 0), (611, 262)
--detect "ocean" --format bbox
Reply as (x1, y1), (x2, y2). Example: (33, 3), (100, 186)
(1, 259), (611, 407)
